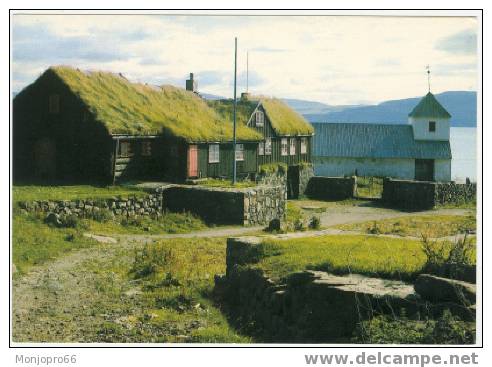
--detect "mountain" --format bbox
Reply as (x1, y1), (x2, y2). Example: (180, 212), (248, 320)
(200, 92), (226, 100)
(280, 98), (361, 115)
(297, 91), (476, 128)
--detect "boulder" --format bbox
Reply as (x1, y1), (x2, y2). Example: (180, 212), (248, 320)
(44, 212), (62, 227)
(414, 274), (476, 305)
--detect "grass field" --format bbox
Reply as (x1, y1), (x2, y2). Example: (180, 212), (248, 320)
(108, 237), (249, 342)
(13, 236), (249, 343)
(337, 214), (476, 238)
(12, 213), (96, 275)
(256, 235), (476, 281)
(198, 178), (256, 189)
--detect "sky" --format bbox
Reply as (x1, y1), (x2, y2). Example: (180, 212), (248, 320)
(11, 14), (478, 105)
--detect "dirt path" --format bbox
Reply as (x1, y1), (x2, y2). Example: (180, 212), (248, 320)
(12, 204), (473, 342)
(12, 224), (265, 342)
(114, 225), (264, 243)
(12, 239), (139, 342)
(317, 206), (472, 227)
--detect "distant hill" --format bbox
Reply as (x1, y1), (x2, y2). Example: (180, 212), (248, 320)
(280, 98), (360, 115)
(296, 91), (476, 128)
(200, 92), (226, 100)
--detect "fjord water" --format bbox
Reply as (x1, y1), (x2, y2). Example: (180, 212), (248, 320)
(451, 127), (477, 182)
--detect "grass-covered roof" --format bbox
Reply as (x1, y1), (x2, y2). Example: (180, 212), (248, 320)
(46, 66), (262, 142)
(260, 98), (314, 136)
(206, 99), (259, 127)
(207, 96), (314, 136)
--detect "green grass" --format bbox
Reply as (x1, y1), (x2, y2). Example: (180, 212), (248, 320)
(198, 178), (256, 189)
(255, 235), (476, 281)
(87, 237), (250, 343)
(36, 66), (261, 141)
(86, 211), (207, 235)
(258, 162), (288, 175)
(337, 215), (476, 238)
(355, 176), (383, 199)
(12, 213), (96, 275)
(13, 185), (148, 203)
(207, 99), (258, 126)
(260, 98), (314, 135)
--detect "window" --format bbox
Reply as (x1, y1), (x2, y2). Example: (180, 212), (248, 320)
(119, 141), (133, 157)
(235, 144), (244, 161)
(300, 137), (308, 154)
(258, 142), (265, 156)
(141, 141), (152, 156)
(265, 138), (272, 155)
(255, 110), (264, 127)
(281, 138), (288, 156)
(429, 121), (436, 132)
(289, 138), (296, 155)
(49, 94), (60, 114)
(209, 144), (220, 163)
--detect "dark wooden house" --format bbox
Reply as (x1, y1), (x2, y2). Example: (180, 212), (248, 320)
(207, 94), (314, 168)
(13, 66), (313, 184)
(13, 66), (262, 184)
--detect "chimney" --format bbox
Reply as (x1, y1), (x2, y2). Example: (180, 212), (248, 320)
(186, 73), (197, 92)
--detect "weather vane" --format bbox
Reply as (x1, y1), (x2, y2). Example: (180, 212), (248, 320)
(426, 65), (431, 92)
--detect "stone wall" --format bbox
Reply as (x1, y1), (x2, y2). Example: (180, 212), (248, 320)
(17, 193), (163, 220)
(435, 182), (477, 206)
(382, 178), (477, 210)
(17, 183), (286, 227)
(161, 184), (286, 226)
(298, 165), (315, 197)
(305, 176), (356, 200)
(216, 236), (476, 343)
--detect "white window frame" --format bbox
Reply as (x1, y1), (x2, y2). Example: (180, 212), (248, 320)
(141, 141), (152, 156)
(258, 142), (265, 156)
(49, 94), (60, 114)
(300, 137), (307, 154)
(235, 144), (244, 161)
(281, 138), (288, 156)
(289, 138), (296, 155)
(208, 144), (220, 163)
(265, 138), (272, 155)
(255, 110), (264, 127)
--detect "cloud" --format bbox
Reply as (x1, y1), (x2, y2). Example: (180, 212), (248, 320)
(249, 47), (288, 53)
(435, 29), (477, 55)
(11, 15), (478, 105)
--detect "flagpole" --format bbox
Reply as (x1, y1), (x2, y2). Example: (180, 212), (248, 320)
(232, 37), (237, 185)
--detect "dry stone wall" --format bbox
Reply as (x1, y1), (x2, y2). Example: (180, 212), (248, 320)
(305, 176), (356, 200)
(217, 236), (476, 342)
(18, 183), (286, 227)
(18, 193), (163, 220)
(161, 184), (286, 226)
(382, 178), (477, 210)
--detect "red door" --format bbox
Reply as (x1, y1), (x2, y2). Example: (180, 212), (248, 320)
(187, 145), (198, 178)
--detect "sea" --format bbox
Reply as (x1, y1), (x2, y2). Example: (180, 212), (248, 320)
(451, 127), (477, 182)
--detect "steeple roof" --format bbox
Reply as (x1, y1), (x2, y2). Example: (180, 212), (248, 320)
(408, 92), (451, 119)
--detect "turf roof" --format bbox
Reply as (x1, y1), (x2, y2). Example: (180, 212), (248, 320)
(207, 96), (314, 136)
(408, 92), (451, 119)
(206, 99), (258, 127)
(45, 66), (262, 142)
(260, 98), (314, 136)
